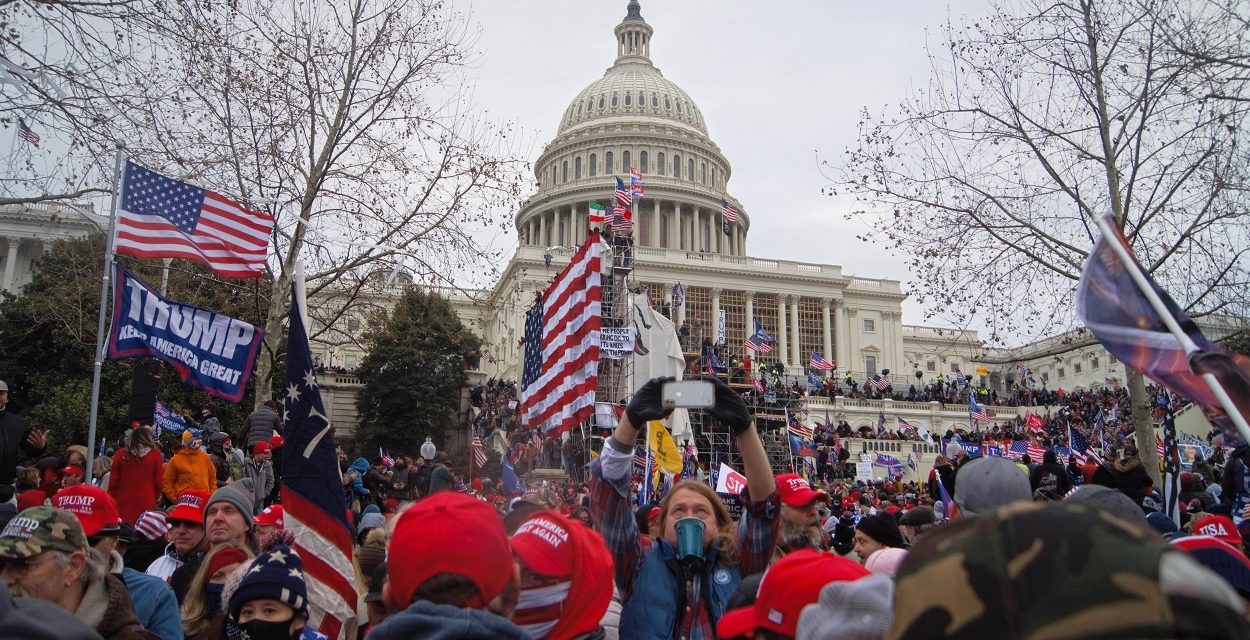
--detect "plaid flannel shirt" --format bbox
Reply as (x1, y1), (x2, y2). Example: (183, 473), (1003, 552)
(590, 442), (778, 638)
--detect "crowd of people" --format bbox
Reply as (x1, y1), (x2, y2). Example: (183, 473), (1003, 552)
(2, 369), (1250, 639)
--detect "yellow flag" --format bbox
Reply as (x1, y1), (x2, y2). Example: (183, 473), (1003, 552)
(648, 420), (684, 475)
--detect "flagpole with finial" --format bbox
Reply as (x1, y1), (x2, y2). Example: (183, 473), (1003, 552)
(85, 143), (126, 477)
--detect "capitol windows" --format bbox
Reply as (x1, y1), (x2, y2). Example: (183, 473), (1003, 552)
(599, 96), (605, 109)
(688, 159), (695, 179)
(926, 361), (936, 372)
(623, 150), (631, 172)
(673, 154), (681, 177)
(624, 93), (632, 107)
(865, 355), (878, 376)
(1073, 362), (1082, 374)
(611, 93), (619, 107)
(640, 151), (648, 173)
(1091, 356), (1100, 369)
(638, 91), (645, 107)
(606, 151), (614, 173)
(657, 152), (665, 175)
(562, 161), (568, 183)
(576, 104), (583, 116)
(701, 162), (707, 184)
(575, 157), (582, 179)
(651, 93), (658, 107)
(863, 319), (875, 333)
(677, 101), (683, 114)
(589, 154), (598, 176)
(665, 96), (671, 110)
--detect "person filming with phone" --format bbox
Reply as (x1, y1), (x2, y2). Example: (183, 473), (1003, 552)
(589, 376), (777, 640)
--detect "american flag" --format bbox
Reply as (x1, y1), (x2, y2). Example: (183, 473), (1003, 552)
(968, 391), (989, 423)
(1008, 440), (1049, 462)
(786, 408), (814, 440)
(470, 432), (488, 468)
(611, 205), (633, 233)
(809, 352), (834, 371)
(629, 167), (645, 196)
(17, 119), (39, 146)
(615, 177), (633, 208)
(281, 264), (357, 638)
(721, 198), (739, 223)
(869, 374), (891, 392)
(1068, 425), (1101, 465)
(519, 234), (602, 436)
(745, 319), (775, 353)
(116, 161), (273, 278)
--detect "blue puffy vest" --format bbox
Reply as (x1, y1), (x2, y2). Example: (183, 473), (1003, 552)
(619, 539), (741, 639)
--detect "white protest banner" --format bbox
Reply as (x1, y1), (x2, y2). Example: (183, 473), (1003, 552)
(855, 461), (875, 482)
(714, 462), (747, 494)
(599, 327), (636, 360)
(717, 309), (726, 345)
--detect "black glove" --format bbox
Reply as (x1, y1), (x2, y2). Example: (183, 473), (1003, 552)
(626, 377), (674, 427)
(708, 376), (752, 436)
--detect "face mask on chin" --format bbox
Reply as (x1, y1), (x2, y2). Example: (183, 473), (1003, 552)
(238, 617), (299, 640)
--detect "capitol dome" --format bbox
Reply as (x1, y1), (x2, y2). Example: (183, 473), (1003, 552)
(516, 1), (749, 257)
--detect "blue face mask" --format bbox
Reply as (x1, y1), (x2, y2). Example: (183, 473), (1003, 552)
(205, 583), (225, 614)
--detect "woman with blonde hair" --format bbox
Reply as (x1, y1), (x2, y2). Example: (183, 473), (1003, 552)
(181, 543), (253, 640)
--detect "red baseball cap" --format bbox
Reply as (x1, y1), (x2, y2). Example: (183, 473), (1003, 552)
(510, 511), (575, 577)
(167, 489), (211, 524)
(385, 492), (513, 610)
(53, 484), (120, 537)
(253, 505), (284, 528)
(774, 474), (829, 508)
(716, 549), (870, 638)
(269, 434), (284, 449)
(252, 441), (272, 455)
(61, 466), (84, 477)
(1193, 515), (1243, 547)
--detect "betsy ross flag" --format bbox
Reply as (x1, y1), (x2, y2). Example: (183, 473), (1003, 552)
(281, 263), (357, 638)
(116, 161), (274, 278)
(630, 167), (645, 196)
(745, 319), (775, 353)
(17, 119), (39, 146)
(1077, 215), (1250, 442)
(809, 352), (834, 371)
(721, 198), (739, 224)
(519, 234), (602, 436)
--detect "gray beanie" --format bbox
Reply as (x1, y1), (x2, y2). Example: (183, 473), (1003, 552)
(797, 573), (894, 640)
(1063, 484), (1147, 527)
(206, 482), (254, 528)
(945, 442), (965, 459)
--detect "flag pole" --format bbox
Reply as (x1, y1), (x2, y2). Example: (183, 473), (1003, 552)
(85, 143), (126, 476)
(643, 420), (652, 504)
(1091, 216), (1250, 443)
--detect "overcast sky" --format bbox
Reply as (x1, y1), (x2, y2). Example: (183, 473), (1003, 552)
(462, 0), (996, 328)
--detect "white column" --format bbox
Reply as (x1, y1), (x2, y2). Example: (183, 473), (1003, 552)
(538, 212), (548, 247)
(744, 291), (755, 337)
(835, 299), (848, 372)
(710, 287), (722, 346)
(655, 200), (665, 247)
(789, 295), (801, 366)
(776, 295), (788, 366)
(846, 307), (859, 374)
(2, 238), (21, 293)
(688, 206), (697, 252)
(821, 298), (833, 364)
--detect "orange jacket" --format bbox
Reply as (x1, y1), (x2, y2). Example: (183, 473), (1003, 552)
(162, 448), (216, 503)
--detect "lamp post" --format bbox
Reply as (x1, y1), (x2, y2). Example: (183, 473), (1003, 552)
(420, 436), (437, 461)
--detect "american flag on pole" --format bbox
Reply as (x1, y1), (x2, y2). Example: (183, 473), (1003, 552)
(809, 352), (834, 371)
(281, 263), (357, 639)
(869, 374), (891, 392)
(471, 432), (488, 468)
(745, 319), (775, 353)
(17, 119), (39, 146)
(721, 198), (739, 223)
(1068, 424), (1100, 465)
(519, 234), (602, 436)
(968, 390), (989, 423)
(786, 408), (814, 440)
(629, 168), (645, 196)
(116, 161), (274, 278)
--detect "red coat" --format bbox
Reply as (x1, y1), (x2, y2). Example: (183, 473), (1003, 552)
(108, 448), (165, 524)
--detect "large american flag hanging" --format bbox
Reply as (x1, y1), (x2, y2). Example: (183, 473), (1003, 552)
(520, 233), (602, 436)
(116, 160), (274, 278)
(281, 263), (357, 639)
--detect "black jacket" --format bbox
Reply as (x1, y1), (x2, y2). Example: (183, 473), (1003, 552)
(0, 409), (42, 499)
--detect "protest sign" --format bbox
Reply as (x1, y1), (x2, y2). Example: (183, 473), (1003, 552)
(855, 461), (875, 481)
(152, 399), (187, 437)
(714, 462), (746, 494)
(600, 327), (636, 359)
(718, 492), (744, 521)
(108, 264), (264, 403)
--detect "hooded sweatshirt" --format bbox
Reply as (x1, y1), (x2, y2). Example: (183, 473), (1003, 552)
(367, 601), (529, 640)
(161, 447), (216, 503)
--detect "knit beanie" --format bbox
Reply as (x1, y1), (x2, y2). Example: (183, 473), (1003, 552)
(855, 513), (906, 549)
(206, 483), (254, 528)
(1171, 535), (1250, 599)
(864, 547), (908, 577)
(227, 544), (309, 620)
(797, 573), (894, 640)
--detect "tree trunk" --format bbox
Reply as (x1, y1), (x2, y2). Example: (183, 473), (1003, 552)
(1127, 368), (1161, 487)
(252, 271), (293, 410)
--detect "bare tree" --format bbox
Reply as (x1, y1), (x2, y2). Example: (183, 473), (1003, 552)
(831, 0), (1250, 482)
(51, 0), (528, 405)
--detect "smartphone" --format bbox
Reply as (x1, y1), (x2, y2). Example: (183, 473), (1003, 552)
(662, 380), (715, 409)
